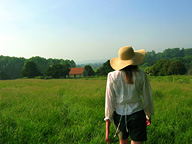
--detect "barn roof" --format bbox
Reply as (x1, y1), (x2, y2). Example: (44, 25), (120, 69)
(69, 67), (84, 75)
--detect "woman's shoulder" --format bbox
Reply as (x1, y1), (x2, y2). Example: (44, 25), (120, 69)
(108, 70), (123, 80)
(135, 70), (149, 81)
(136, 70), (145, 75)
(109, 70), (146, 75)
(139, 70), (148, 76)
(108, 70), (147, 80)
(108, 70), (123, 76)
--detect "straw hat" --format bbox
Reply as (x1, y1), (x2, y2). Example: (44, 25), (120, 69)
(110, 46), (146, 70)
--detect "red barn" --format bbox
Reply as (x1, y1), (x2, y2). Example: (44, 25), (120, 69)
(68, 67), (87, 78)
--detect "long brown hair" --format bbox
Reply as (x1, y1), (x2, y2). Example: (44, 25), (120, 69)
(121, 65), (139, 84)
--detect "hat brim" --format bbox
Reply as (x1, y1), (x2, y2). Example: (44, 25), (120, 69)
(110, 49), (146, 70)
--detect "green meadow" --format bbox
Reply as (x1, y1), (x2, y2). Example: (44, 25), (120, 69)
(0, 77), (192, 144)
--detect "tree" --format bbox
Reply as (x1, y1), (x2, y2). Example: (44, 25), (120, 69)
(60, 59), (76, 68)
(184, 48), (192, 56)
(46, 64), (70, 78)
(147, 59), (171, 76)
(144, 51), (157, 66)
(162, 48), (184, 59)
(26, 56), (49, 75)
(140, 63), (150, 71)
(168, 60), (187, 75)
(84, 65), (95, 76)
(96, 60), (114, 76)
(0, 71), (10, 80)
(26, 57), (76, 76)
(147, 59), (187, 76)
(21, 61), (42, 78)
(0, 56), (25, 79)
(159, 60), (171, 76)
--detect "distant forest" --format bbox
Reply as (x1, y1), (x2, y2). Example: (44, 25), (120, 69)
(143, 48), (192, 68)
(0, 56), (76, 79)
(93, 47), (192, 76)
(141, 48), (192, 75)
(0, 47), (192, 80)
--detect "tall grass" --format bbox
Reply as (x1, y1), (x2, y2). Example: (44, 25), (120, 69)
(0, 78), (192, 143)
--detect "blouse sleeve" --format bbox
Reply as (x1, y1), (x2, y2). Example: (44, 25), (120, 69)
(104, 73), (116, 122)
(142, 72), (154, 118)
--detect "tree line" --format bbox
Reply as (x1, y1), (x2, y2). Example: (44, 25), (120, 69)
(95, 47), (192, 76)
(0, 56), (76, 80)
(1, 47), (192, 80)
(141, 48), (192, 76)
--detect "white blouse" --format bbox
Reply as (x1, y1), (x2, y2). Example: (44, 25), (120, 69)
(104, 70), (154, 122)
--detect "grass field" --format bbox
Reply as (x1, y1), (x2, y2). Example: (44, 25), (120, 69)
(0, 77), (192, 144)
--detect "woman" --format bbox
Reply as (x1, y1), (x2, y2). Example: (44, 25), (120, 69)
(104, 46), (154, 144)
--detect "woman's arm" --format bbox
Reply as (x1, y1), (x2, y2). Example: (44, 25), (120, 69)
(142, 72), (154, 119)
(104, 73), (115, 143)
(105, 120), (111, 143)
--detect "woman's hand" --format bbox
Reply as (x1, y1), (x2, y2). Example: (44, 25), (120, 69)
(146, 117), (151, 126)
(105, 138), (111, 144)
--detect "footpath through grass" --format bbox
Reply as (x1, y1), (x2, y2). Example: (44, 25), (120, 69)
(0, 78), (192, 144)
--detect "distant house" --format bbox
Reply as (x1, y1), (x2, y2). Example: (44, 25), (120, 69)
(68, 67), (87, 78)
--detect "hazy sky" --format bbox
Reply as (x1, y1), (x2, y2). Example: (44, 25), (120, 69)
(0, 0), (192, 63)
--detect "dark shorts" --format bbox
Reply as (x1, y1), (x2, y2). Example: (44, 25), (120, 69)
(113, 110), (147, 141)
